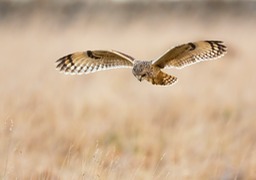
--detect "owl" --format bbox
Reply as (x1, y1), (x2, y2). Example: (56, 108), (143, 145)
(56, 40), (227, 86)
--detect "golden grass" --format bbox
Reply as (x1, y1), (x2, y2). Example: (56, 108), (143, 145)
(0, 7), (256, 179)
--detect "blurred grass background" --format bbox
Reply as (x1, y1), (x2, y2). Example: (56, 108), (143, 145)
(0, 1), (256, 179)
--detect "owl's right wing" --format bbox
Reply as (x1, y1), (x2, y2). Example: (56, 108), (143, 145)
(152, 41), (227, 69)
(56, 50), (134, 75)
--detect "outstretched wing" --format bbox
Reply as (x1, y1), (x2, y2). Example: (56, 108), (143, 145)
(56, 50), (134, 75)
(152, 41), (227, 69)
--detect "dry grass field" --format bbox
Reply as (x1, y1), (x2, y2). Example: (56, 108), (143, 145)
(0, 2), (256, 179)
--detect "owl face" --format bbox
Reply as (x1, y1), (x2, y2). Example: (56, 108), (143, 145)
(132, 61), (151, 82)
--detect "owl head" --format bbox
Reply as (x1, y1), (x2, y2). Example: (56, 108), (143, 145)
(132, 61), (151, 82)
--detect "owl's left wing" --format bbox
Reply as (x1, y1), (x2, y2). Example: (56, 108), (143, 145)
(152, 41), (227, 69)
(56, 50), (134, 75)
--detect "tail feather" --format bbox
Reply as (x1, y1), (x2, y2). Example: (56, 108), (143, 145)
(150, 71), (178, 86)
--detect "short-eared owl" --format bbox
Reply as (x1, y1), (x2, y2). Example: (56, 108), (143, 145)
(56, 40), (227, 86)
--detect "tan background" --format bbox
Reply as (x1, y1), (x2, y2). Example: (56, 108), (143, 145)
(0, 1), (256, 179)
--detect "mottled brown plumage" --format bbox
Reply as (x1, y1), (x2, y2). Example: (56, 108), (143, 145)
(56, 40), (227, 86)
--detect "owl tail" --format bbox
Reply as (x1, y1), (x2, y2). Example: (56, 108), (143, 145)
(150, 71), (178, 86)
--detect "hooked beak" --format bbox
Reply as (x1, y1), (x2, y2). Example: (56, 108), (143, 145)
(138, 76), (142, 82)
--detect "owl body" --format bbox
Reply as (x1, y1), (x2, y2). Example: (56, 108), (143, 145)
(56, 40), (227, 86)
